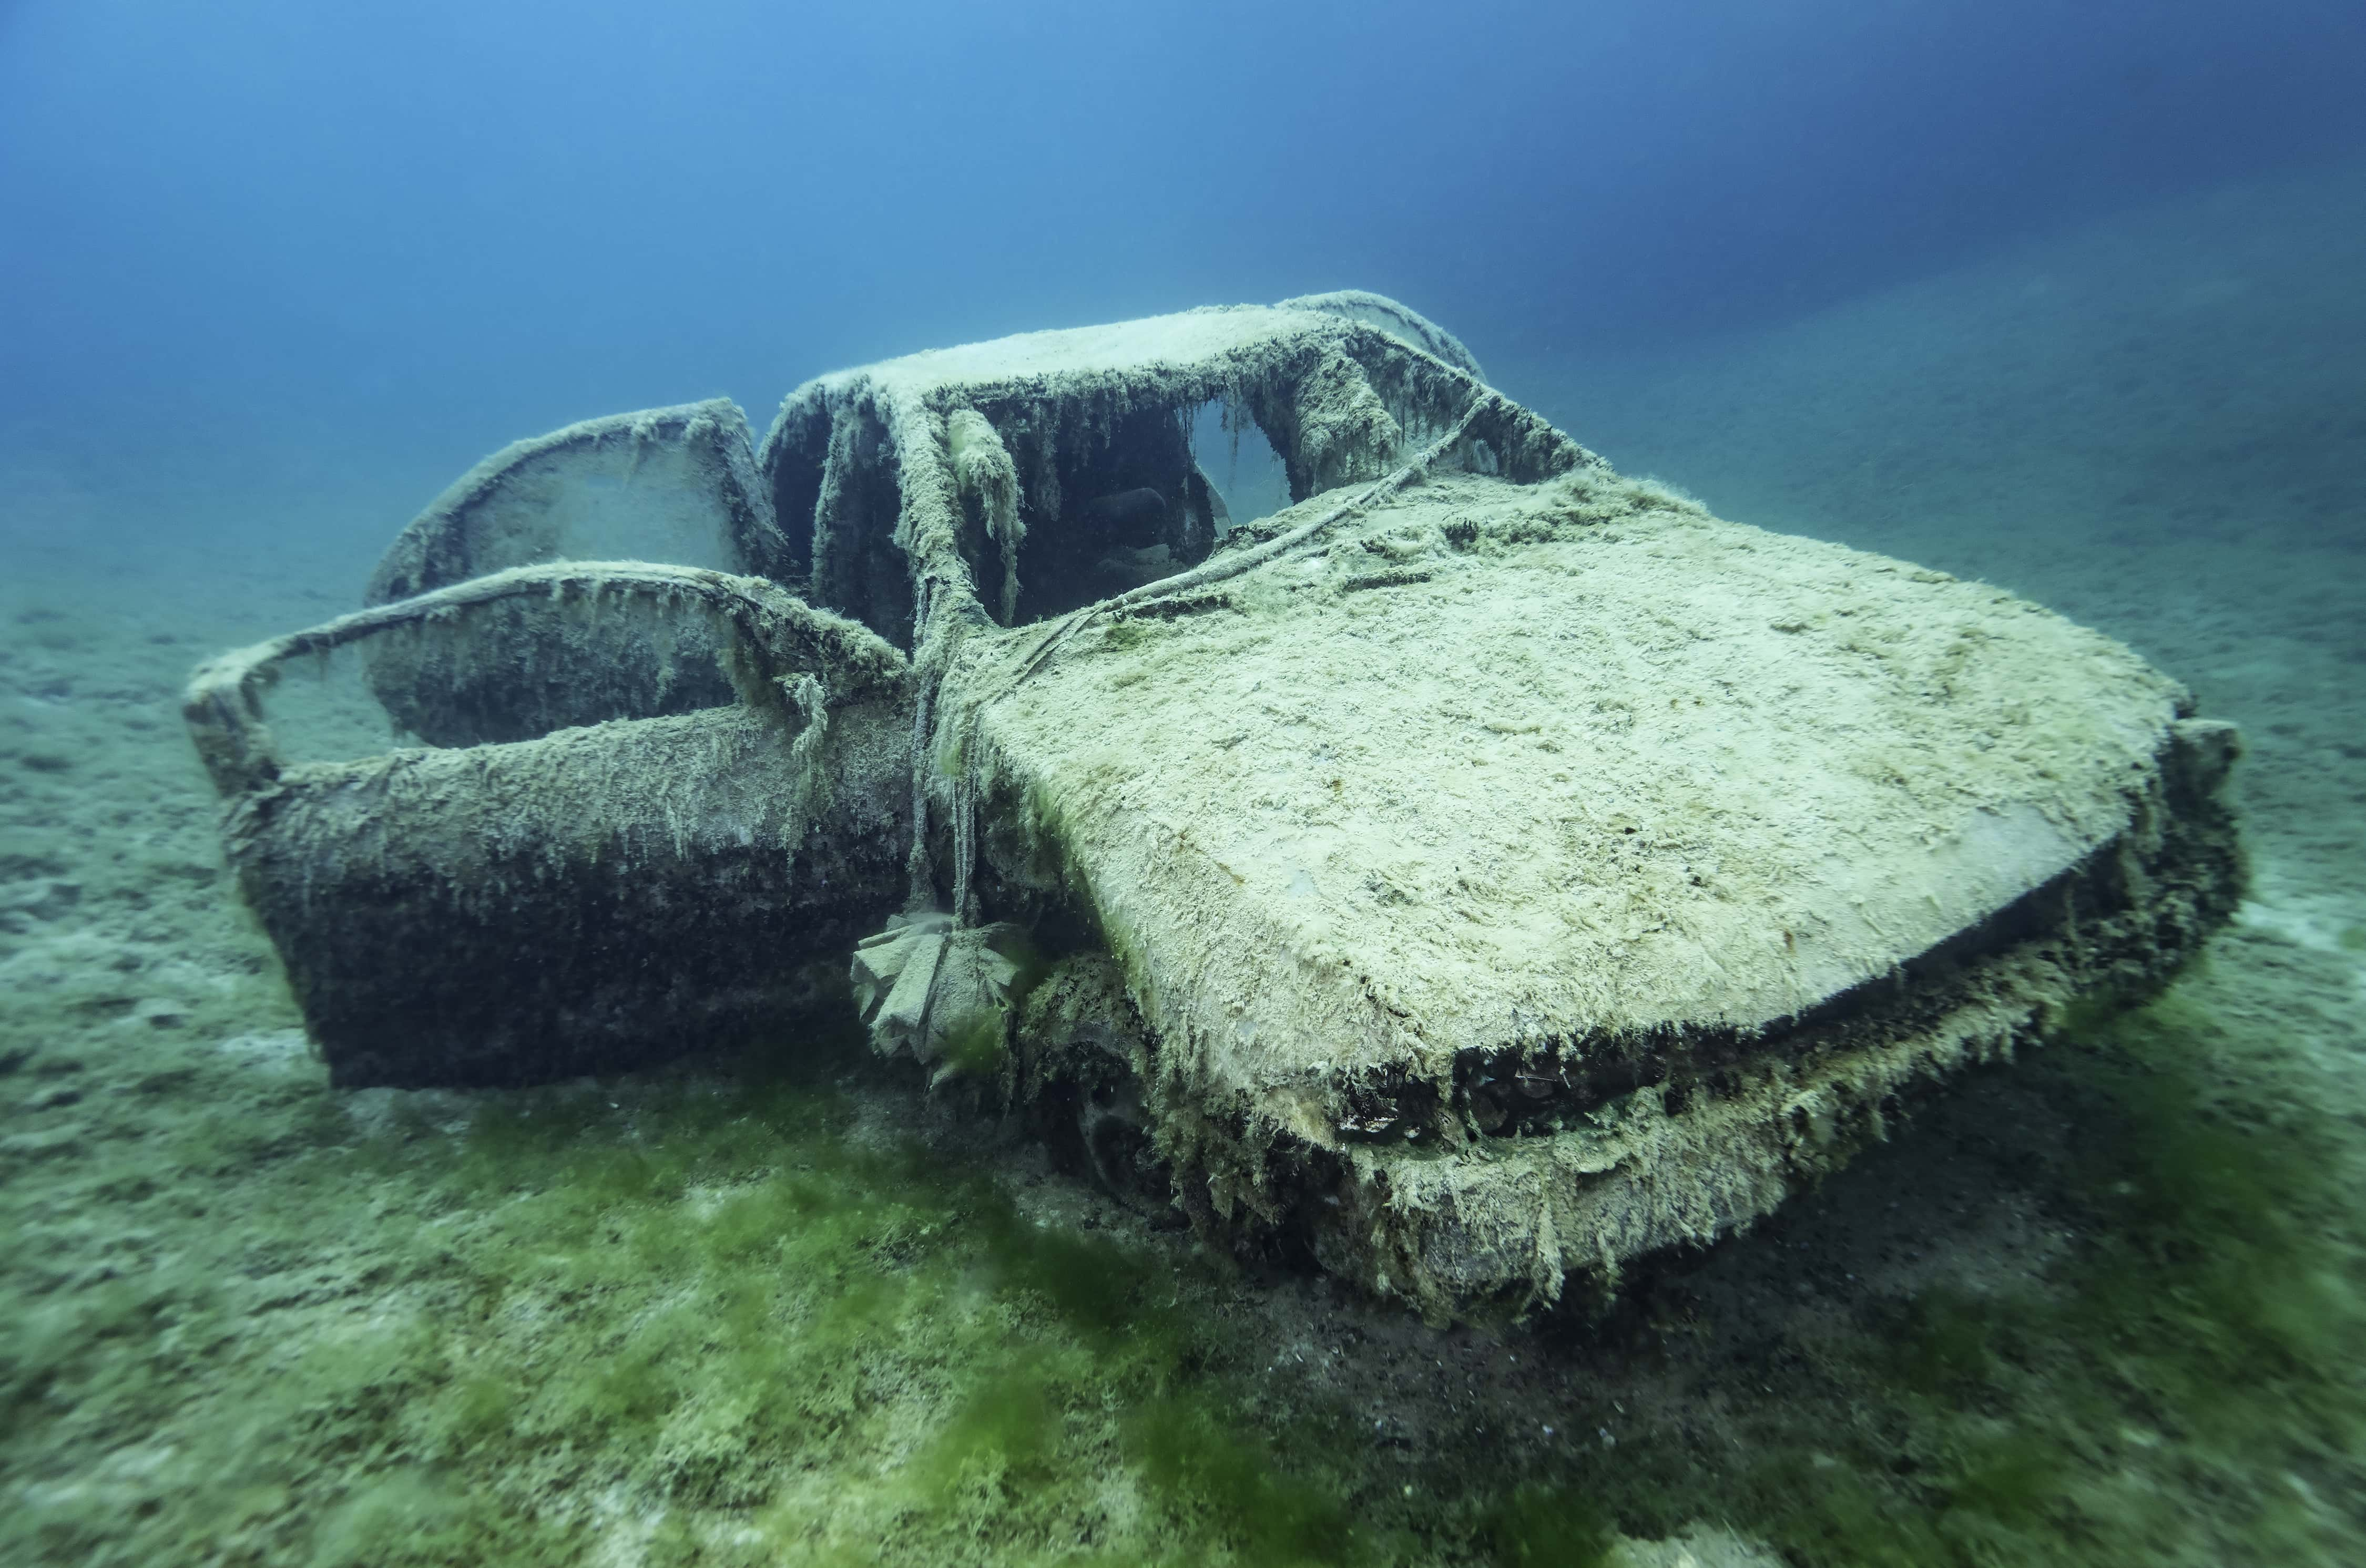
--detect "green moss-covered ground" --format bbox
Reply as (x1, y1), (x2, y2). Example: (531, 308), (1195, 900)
(3, 551), (2362, 1566)
(4, 776), (2362, 1568)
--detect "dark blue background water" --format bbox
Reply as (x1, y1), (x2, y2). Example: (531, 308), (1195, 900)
(4, 0), (2364, 503)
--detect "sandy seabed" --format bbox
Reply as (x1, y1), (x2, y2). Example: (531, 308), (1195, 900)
(4, 161), (2362, 1566)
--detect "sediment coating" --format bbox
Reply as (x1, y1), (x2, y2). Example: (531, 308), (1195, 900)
(183, 293), (2246, 1316)
(227, 703), (912, 1087)
(947, 467), (2245, 1316)
(185, 561), (905, 794)
(361, 400), (792, 745)
(752, 296), (1589, 947)
(1318, 714), (2241, 1317)
(1274, 290), (1490, 382)
(756, 299), (1587, 648)
(367, 399), (791, 603)
(188, 563), (913, 1087)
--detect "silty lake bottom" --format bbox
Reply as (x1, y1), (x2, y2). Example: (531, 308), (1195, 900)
(3, 157), (2362, 1567)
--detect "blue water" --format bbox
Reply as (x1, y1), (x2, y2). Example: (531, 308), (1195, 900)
(5, 0), (2363, 506)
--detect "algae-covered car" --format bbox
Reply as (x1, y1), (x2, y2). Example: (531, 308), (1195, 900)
(183, 291), (2243, 1320)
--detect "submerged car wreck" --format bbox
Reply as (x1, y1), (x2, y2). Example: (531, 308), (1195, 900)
(185, 292), (2244, 1320)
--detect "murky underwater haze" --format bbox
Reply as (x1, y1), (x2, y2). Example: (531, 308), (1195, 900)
(3, 3), (2364, 1563)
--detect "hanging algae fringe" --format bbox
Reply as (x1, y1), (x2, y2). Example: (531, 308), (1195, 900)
(914, 475), (2243, 1317)
(186, 562), (911, 1088)
(186, 294), (2247, 1317)
(359, 401), (797, 746)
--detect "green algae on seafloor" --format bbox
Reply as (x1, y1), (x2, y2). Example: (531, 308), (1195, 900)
(0, 598), (2349, 1566)
(1710, 987), (2365, 1568)
(5, 858), (2363, 1566)
(2, 1008), (1434, 1566)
